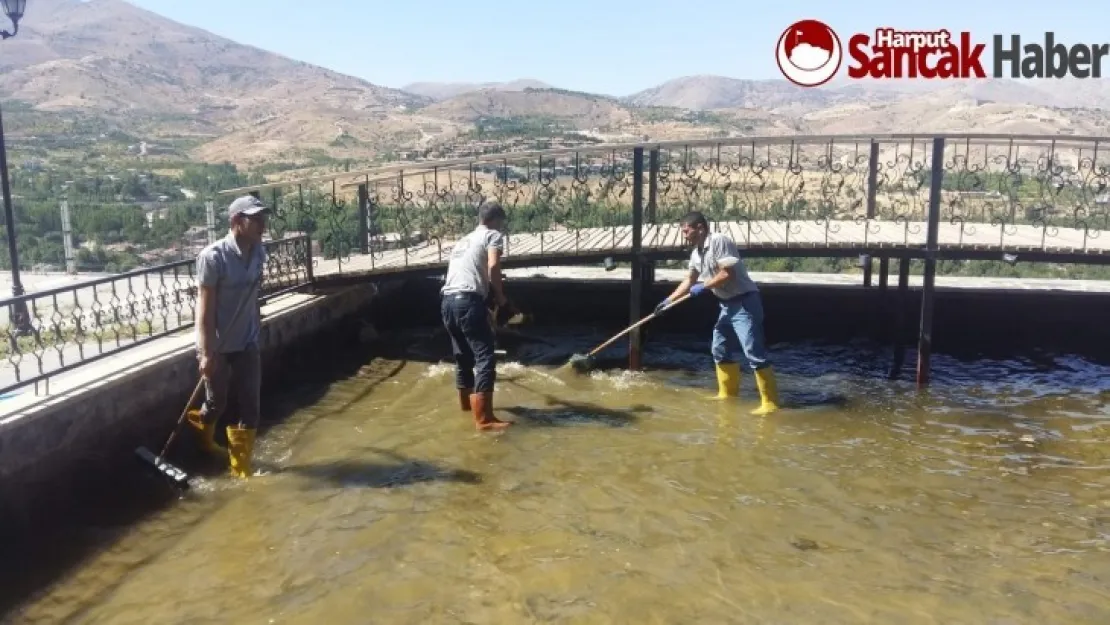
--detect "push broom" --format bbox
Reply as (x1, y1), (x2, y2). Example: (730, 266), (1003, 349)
(563, 293), (691, 373)
(135, 275), (262, 488)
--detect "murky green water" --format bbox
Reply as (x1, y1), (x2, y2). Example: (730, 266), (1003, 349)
(4, 327), (1110, 624)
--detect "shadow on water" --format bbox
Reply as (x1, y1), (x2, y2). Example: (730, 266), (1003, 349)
(501, 378), (650, 428)
(282, 447), (483, 489)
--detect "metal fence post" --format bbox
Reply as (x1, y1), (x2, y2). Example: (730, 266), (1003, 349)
(640, 148), (660, 347)
(862, 139), (880, 287)
(305, 232), (315, 289)
(357, 182), (369, 255)
(628, 147), (646, 370)
(916, 136), (946, 388)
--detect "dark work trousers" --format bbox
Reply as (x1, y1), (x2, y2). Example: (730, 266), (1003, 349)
(440, 291), (496, 393)
(198, 343), (262, 429)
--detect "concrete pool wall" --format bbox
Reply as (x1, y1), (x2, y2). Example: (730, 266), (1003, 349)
(389, 272), (1110, 361)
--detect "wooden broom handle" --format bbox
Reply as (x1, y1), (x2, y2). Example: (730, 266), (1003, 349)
(586, 294), (692, 358)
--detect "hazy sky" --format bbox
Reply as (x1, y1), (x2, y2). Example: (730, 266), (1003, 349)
(123, 0), (1100, 96)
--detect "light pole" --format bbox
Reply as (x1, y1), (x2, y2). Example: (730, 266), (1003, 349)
(0, 0), (29, 334)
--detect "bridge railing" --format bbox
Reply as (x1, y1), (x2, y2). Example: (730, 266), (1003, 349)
(0, 234), (313, 397)
(220, 134), (1110, 277)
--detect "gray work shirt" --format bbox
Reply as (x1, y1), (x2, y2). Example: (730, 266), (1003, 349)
(195, 232), (266, 353)
(689, 232), (759, 300)
(441, 225), (504, 297)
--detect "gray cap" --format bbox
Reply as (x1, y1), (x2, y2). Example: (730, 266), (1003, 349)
(228, 195), (270, 218)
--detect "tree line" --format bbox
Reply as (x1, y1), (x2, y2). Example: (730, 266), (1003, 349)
(0, 162), (265, 273)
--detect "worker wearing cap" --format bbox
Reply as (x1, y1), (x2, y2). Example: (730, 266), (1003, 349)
(655, 210), (780, 414)
(440, 200), (512, 431)
(187, 194), (270, 477)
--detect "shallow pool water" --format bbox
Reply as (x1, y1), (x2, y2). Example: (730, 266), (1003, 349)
(4, 328), (1110, 624)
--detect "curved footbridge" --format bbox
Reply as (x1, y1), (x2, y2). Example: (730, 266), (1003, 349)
(224, 133), (1110, 281)
(303, 215), (1110, 282)
(222, 132), (1110, 382)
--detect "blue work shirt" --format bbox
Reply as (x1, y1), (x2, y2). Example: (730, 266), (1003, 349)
(195, 232), (267, 354)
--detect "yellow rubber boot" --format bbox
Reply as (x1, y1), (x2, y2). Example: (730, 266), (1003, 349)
(751, 367), (780, 415)
(712, 362), (741, 399)
(186, 409), (224, 455)
(226, 425), (256, 479)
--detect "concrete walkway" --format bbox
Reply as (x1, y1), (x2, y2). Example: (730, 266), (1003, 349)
(0, 290), (319, 423)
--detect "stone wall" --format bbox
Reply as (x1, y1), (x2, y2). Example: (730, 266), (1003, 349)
(0, 282), (389, 533)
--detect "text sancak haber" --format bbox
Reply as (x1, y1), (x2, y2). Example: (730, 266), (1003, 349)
(847, 29), (1109, 79)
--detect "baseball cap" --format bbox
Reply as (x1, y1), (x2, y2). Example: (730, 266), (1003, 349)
(228, 195), (270, 218)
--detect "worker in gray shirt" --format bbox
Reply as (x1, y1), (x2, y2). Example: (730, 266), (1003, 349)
(440, 200), (512, 431)
(655, 211), (780, 414)
(187, 194), (269, 477)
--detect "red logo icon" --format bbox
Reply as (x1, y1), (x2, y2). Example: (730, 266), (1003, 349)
(776, 19), (843, 87)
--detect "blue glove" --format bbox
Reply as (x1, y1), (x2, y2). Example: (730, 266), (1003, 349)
(690, 283), (707, 297)
(653, 297), (672, 316)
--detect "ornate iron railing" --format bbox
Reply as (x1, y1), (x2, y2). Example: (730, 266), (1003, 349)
(0, 234), (313, 397)
(217, 134), (1110, 278)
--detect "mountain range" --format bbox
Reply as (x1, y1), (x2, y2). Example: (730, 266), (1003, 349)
(3, 0), (1109, 174)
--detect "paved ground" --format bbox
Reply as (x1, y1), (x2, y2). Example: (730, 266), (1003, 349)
(0, 291), (317, 419)
(0, 271), (114, 295)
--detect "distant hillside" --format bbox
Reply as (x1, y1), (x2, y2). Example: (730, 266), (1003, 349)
(401, 79), (554, 101)
(624, 75), (850, 111)
(1, 0), (1108, 175)
(0, 0), (431, 165)
(419, 88), (633, 130)
(800, 91), (1110, 137)
(628, 75), (1110, 112)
